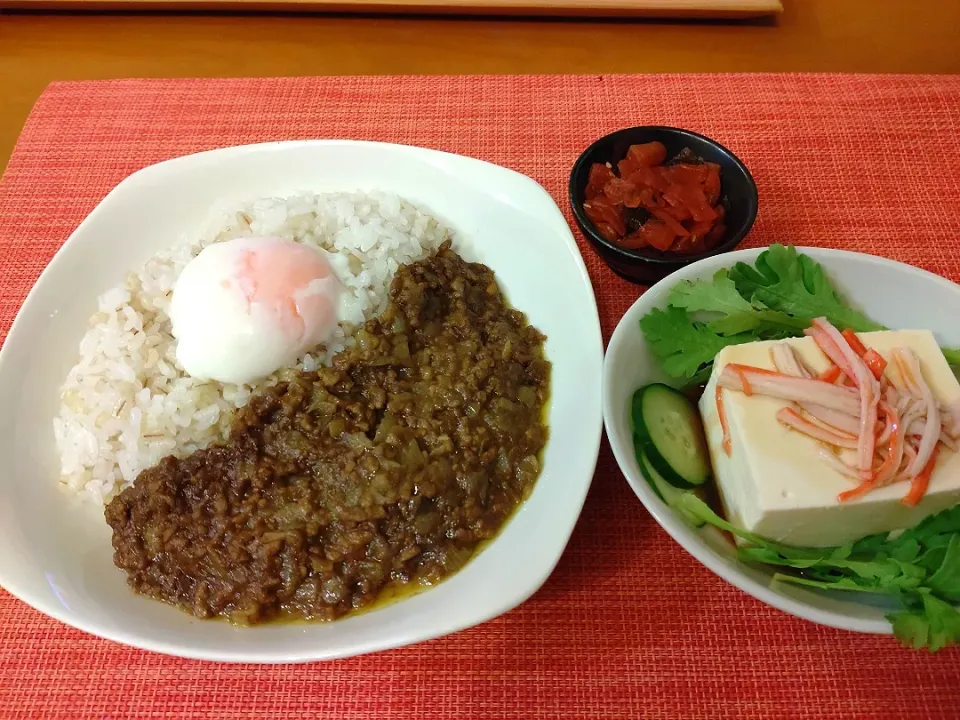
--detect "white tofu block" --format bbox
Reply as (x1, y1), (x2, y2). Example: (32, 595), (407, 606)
(699, 330), (960, 547)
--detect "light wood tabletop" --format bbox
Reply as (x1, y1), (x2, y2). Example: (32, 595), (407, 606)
(1, 1), (958, 171)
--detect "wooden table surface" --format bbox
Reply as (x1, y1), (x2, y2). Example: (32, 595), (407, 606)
(1, 1), (958, 172)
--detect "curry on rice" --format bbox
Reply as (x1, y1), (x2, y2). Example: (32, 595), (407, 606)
(104, 243), (550, 624)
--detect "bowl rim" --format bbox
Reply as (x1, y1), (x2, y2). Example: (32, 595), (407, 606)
(601, 245), (960, 636)
(568, 125), (759, 267)
(0, 139), (605, 662)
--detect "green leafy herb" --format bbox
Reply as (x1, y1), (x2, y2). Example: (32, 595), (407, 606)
(639, 243), (959, 383)
(638, 306), (753, 384)
(672, 494), (960, 651)
(927, 535), (960, 602)
(771, 573), (900, 595)
(728, 245), (883, 332)
(890, 594), (960, 652)
(669, 270), (807, 336)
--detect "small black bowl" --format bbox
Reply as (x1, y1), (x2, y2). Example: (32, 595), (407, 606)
(569, 126), (758, 285)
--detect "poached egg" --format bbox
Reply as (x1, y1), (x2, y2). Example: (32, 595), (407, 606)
(170, 237), (341, 385)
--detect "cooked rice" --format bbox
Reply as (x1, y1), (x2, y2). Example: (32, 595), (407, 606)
(54, 191), (452, 504)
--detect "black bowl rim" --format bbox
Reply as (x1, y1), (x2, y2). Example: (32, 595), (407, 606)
(568, 125), (759, 268)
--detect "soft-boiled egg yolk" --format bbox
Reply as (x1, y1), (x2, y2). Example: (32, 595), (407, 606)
(170, 237), (341, 385)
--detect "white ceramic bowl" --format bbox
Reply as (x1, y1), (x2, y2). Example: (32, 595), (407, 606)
(0, 140), (604, 662)
(603, 247), (960, 635)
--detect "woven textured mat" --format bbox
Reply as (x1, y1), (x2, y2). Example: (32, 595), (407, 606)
(1, 74), (960, 720)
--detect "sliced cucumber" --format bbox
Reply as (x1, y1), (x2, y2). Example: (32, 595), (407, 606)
(635, 444), (705, 529)
(632, 383), (711, 489)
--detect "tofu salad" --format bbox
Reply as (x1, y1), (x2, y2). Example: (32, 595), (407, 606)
(633, 245), (960, 652)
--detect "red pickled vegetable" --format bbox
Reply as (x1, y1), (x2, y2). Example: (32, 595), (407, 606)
(659, 163), (708, 186)
(663, 183), (716, 223)
(635, 187), (656, 209)
(592, 223), (619, 241)
(627, 141), (667, 168)
(617, 156), (640, 180)
(585, 163), (615, 200)
(650, 208), (690, 238)
(625, 167), (668, 195)
(657, 203), (693, 222)
(580, 143), (726, 253)
(633, 219), (676, 251)
(704, 164), (722, 205)
(582, 195), (626, 239)
(602, 177), (642, 208)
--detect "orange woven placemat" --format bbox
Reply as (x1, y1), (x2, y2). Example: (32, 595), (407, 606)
(2, 74), (960, 720)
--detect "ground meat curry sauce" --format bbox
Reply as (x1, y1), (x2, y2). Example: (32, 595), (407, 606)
(104, 243), (550, 624)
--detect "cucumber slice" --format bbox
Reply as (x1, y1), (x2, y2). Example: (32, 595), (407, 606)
(635, 445), (706, 529)
(632, 384), (711, 489)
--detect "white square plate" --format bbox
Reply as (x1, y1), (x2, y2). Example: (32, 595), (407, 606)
(0, 140), (604, 662)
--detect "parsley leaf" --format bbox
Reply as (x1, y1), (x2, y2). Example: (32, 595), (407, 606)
(672, 494), (960, 651)
(889, 606), (934, 650)
(890, 594), (960, 652)
(728, 244), (884, 332)
(928, 535), (960, 602)
(890, 536), (921, 563)
(639, 244), (960, 384)
(771, 573), (898, 595)
(668, 270), (808, 336)
(891, 503), (960, 551)
(638, 306), (753, 383)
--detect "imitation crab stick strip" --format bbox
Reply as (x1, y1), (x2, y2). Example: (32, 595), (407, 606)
(819, 449), (863, 480)
(797, 402), (861, 436)
(840, 329), (888, 381)
(837, 478), (877, 503)
(862, 349), (888, 381)
(819, 365), (842, 384)
(836, 406), (901, 502)
(944, 398), (960, 437)
(812, 319), (879, 476)
(806, 326), (857, 384)
(717, 364), (861, 415)
(733, 365), (753, 396)
(769, 346), (860, 435)
(771, 344), (814, 379)
(841, 329), (868, 356)
(872, 403), (904, 487)
(899, 445), (919, 480)
(894, 348), (941, 477)
(776, 407), (859, 449)
(902, 445), (940, 507)
(716, 386), (731, 456)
